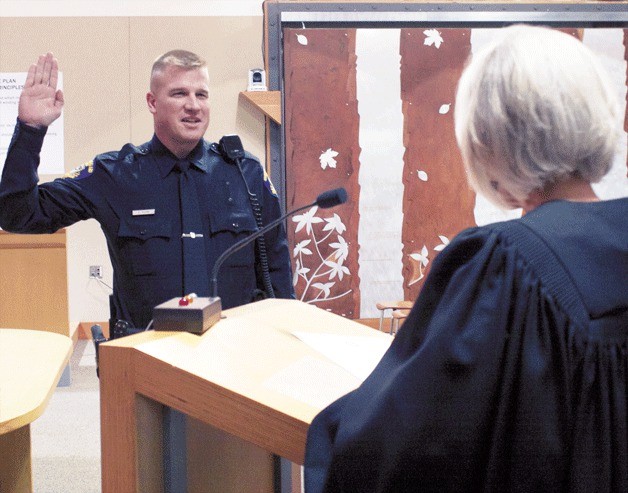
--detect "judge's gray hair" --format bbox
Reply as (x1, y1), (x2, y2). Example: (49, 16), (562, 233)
(454, 24), (620, 208)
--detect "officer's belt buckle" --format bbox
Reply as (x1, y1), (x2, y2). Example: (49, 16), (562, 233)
(182, 232), (204, 239)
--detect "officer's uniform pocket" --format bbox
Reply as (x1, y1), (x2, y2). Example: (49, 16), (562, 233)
(118, 216), (173, 277)
(208, 211), (257, 266)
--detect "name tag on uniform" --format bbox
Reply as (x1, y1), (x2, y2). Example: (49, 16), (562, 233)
(132, 209), (156, 216)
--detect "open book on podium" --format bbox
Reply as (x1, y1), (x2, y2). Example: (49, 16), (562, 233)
(98, 298), (393, 493)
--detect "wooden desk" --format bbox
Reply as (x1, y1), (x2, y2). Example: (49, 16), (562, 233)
(0, 230), (70, 336)
(99, 299), (392, 493)
(0, 329), (73, 493)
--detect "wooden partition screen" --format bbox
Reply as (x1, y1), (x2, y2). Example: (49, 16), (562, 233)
(263, 1), (628, 321)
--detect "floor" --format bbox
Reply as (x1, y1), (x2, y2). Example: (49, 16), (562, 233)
(31, 339), (102, 493)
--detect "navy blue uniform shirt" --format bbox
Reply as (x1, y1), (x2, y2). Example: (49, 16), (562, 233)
(0, 121), (294, 329)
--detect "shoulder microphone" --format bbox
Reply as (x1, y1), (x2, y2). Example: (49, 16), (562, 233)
(211, 187), (348, 298)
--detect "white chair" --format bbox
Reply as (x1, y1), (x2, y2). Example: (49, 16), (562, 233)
(375, 300), (413, 335)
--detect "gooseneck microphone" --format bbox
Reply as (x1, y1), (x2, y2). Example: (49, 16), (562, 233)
(211, 187), (348, 298)
(152, 187), (348, 334)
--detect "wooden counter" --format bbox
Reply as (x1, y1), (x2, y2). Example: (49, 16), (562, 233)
(0, 230), (69, 336)
(0, 329), (73, 492)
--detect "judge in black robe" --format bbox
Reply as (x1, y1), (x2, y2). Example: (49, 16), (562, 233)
(304, 25), (628, 493)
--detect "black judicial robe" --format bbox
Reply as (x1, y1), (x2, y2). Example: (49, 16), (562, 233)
(304, 198), (628, 493)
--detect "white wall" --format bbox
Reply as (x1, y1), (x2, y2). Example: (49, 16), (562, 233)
(0, 0), (265, 16)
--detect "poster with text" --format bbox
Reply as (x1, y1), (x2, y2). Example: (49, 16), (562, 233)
(0, 72), (64, 176)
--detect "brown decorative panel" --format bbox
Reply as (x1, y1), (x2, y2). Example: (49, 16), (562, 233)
(284, 28), (361, 319)
(399, 28), (476, 300)
(281, 26), (627, 320)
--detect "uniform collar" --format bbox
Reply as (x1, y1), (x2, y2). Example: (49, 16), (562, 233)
(149, 135), (210, 178)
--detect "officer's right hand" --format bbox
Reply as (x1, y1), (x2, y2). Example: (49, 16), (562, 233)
(18, 52), (64, 129)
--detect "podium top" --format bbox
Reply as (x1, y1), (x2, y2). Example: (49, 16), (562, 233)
(0, 329), (72, 434)
(100, 298), (392, 463)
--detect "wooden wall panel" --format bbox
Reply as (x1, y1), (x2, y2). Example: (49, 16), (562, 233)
(399, 28), (475, 300)
(284, 28), (361, 319)
(281, 25), (627, 320)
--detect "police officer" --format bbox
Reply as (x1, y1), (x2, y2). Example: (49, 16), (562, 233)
(0, 50), (294, 330)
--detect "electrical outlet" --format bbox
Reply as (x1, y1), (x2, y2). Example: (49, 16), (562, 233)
(89, 265), (102, 279)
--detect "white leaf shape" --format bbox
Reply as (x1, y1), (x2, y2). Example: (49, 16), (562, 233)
(434, 235), (450, 251)
(313, 282), (335, 298)
(423, 29), (444, 49)
(297, 34), (308, 45)
(320, 148), (339, 170)
(439, 103), (451, 115)
(322, 213), (346, 234)
(410, 245), (429, 267)
(417, 170), (428, 182)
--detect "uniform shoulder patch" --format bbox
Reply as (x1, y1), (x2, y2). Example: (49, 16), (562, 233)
(263, 168), (278, 197)
(63, 161), (94, 180)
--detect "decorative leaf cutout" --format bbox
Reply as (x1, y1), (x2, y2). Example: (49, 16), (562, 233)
(423, 29), (444, 49)
(439, 103), (451, 114)
(320, 148), (339, 170)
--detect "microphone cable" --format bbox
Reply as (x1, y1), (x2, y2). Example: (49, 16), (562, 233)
(218, 134), (275, 299)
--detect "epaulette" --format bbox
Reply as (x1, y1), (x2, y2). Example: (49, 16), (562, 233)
(118, 142), (150, 160)
(95, 143), (150, 166)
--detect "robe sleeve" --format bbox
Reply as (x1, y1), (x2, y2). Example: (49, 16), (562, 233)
(304, 225), (576, 493)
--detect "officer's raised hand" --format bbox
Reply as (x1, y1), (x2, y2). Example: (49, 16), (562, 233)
(18, 52), (64, 128)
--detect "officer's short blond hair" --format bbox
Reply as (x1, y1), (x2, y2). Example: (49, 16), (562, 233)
(150, 50), (207, 89)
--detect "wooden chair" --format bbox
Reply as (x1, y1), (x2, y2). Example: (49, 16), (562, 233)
(375, 300), (413, 335)
(390, 309), (411, 335)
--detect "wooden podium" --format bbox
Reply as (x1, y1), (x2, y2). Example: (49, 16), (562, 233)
(0, 231), (69, 336)
(99, 299), (392, 493)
